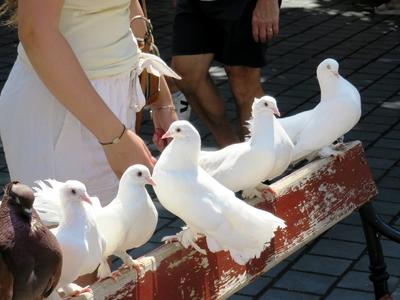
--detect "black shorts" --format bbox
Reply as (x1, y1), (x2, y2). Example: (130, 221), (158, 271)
(172, 0), (268, 68)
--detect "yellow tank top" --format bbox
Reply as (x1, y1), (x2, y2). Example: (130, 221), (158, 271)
(19, 0), (140, 79)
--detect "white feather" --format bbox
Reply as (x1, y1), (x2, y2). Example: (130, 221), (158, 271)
(199, 96), (294, 191)
(32, 166), (158, 281)
(33, 179), (101, 227)
(278, 58), (361, 163)
(153, 120), (286, 265)
(49, 180), (106, 298)
(94, 164), (158, 279)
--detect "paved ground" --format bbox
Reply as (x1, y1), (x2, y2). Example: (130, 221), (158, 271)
(0, 0), (399, 299)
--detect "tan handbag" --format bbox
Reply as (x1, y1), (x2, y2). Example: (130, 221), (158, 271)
(131, 12), (162, 132)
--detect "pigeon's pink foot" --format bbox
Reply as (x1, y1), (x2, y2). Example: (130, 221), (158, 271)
(261, 186), (277, 203)
(65, 285), (93, 299)
(96, 270), (122, 283)
(162, 228), (206, 255)
(125, 259), (145, 281)
(161, 235), (179, 244)
(319, 145), (345, 161)
(65, 284), (93, 298)
(129, 260), (145, 274)
(243, 183), (276, 202)
(111, 270), (123, 281)
(115, 252), (145, 281)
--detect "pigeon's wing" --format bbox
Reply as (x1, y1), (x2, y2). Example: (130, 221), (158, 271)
(0, 252), (13, 299)
(291, 99), (356, 161)
(53, 229), (90, 285)
(267, 121), (294, 180)
(191, 169), (285, 263)
(199, 143), (244, 175)
(33, 180), (102, 227)
(278, 109), (314, 143)
(94, 203), (125, 257)
(42, 253), (62, 298)
(199, 143), (254, 190)
(32, 179), (64, 227)
(182, 186), (227, 233)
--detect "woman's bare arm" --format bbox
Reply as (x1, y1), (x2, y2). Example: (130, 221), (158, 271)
(129, 0), (178, 151)
(18, 0), (155, 175)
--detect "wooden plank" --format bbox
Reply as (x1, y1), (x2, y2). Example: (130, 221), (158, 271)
(76, 141), (377, 300)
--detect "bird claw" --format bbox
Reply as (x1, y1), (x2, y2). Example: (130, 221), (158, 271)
(242, 183), (277, 203)
(162, 228), (207, 255)
(242, 187), (260, 200)
(96, 270), (122, 283)
(64, 284), (93, 298)
(111, 270), (123, 281)
(318, 145), (345, 161)
(261, 186), (277, 202)
(161, 235), (179, 244)
(122, 259), (145, 278)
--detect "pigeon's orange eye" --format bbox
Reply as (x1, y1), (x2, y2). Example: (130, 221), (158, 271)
(137, 171), (142, 177)
(176, 128), (181, 133)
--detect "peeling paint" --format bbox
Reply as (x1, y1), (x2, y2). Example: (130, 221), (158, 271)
(77, 142), (377, 300)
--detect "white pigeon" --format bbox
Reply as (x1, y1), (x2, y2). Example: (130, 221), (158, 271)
(46, 180), (106, 298)
(153, 120), (286, 265)
(95, 164), (158, 279)
(33, 179), (102, 227)
(199, 96), (294, 199)
(33, 166), (158, 280)
(279, 58), (361, 163)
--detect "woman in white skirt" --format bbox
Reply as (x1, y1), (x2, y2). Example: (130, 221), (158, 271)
(0, 0), (178, 205)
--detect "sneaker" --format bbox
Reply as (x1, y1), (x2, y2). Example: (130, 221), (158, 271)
(172, 91), (191, 120)
(375, 0), (400, 14)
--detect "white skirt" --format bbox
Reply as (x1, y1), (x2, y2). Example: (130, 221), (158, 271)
(0, 57), (143, 205)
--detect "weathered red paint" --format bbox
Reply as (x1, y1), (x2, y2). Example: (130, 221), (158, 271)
(78, 141), (377, 300)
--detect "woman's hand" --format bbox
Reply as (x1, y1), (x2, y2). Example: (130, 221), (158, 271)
(148, 75), (178, 152)
(102, 128), (156, 178)
(151, 106), (178, 151)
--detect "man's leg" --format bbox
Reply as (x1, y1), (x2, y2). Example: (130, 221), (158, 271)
(172, 54), (239, 147)
(225, 66), (265, 139)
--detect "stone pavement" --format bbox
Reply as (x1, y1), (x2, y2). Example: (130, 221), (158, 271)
(0, 0), (399, 299)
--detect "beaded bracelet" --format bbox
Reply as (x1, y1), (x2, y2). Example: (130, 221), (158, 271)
(151, 105), (176, 111)
(150, 105), (176, 119)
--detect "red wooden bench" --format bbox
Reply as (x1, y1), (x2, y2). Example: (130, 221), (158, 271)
(75, 141), (396, 300)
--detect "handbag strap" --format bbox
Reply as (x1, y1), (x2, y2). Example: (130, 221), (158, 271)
(140, 0), (148, 18)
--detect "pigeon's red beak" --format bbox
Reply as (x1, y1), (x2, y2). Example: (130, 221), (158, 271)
(81, 194), (92, 205)
(145, 176), (156, 186)
(161, 130), (172, 140)
(272, 107), (281, 117)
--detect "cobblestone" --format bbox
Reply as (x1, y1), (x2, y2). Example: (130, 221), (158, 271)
(0, 0), (399, 298)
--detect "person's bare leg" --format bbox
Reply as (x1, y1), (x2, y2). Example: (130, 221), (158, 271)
(172, 54), (239, 147)
(225, 66), (265, 139)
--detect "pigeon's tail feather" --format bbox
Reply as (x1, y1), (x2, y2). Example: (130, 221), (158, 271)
(206, 235), (224, 253)
(33, 179), (63, 227)
(224, 204), (285, 264)
(229, 249), (254, 266)
(244, 206), (286, 243)
(245, 117), (255, 139)
(97, 260), (112, 280)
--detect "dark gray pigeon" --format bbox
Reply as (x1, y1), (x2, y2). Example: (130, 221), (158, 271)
(0, 181), (62, 300)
